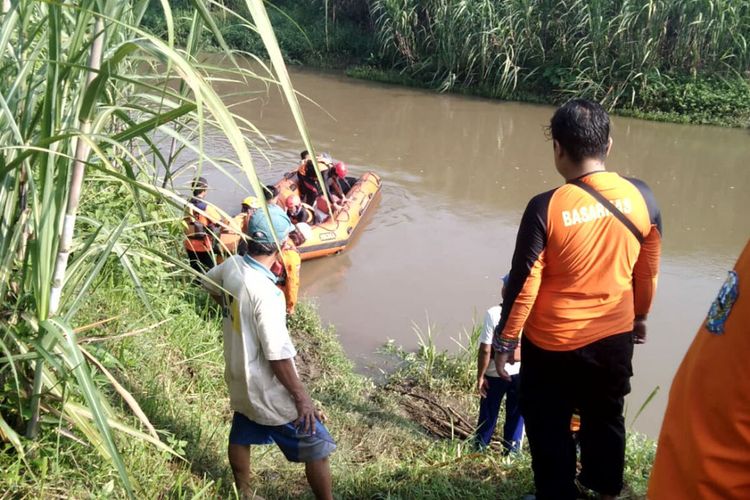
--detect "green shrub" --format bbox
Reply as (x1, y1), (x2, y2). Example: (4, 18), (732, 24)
(635, 76), (750, 126)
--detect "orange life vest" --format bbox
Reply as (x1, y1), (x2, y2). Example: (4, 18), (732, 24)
(271, 245), (301, 314)
(279, 248), (301, 314)
(218, 213), (249, 255)
(183, 200), (221, 252)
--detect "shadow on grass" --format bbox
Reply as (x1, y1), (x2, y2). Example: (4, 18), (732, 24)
(122, 375), (236, 496)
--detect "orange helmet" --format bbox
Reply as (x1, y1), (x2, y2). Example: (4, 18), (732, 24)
(286, 194), (301, 209)
(334, 162), (347, 178)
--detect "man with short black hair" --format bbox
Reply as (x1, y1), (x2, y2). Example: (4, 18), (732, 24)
(263, 184), (280, 204)
(493, 99), (662, 500)
(204, 205), (335, 499)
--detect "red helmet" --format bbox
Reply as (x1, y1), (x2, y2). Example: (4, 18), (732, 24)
(286, 194), (301, 209)
(334, 162), (347, 178)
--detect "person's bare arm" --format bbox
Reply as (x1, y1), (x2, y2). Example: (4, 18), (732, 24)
(330, 176), (345, 199)
(269, 358), (319, 434)
(477, 344), (491, 397)
(202, 264), (224, 305)
(633, 314), (648, 344)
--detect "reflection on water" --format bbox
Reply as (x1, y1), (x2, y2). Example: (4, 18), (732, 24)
(194, 60), (750, 437)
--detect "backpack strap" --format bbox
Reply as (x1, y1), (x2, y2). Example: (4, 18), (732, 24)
(570, 179), (644, 245)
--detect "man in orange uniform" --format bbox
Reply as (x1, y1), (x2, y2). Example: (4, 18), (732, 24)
(493, 99), (662, 500)
(184, 177), (223, 273)
(271, 228), (306, 315)
(279, 239), (302, 315)
(648, 240), (749, 499)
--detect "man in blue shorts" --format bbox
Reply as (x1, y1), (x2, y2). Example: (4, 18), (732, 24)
(204, 204), (335, 499)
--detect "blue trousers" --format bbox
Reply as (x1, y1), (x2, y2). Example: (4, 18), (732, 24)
(476, 374), (524, 452)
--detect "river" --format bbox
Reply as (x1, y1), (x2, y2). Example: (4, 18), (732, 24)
(193, 65), (750, 437)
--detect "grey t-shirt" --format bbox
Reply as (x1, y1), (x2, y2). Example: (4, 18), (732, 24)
(205, 255), (298, 426)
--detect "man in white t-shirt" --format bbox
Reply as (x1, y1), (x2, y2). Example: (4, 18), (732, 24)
(204, 204), (335, 500)
(476, 274), (524, 453)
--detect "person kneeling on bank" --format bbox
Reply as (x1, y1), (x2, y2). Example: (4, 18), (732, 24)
(203, 205), (335, 500)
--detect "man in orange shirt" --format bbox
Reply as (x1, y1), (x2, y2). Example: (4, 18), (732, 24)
(493, 99), (662, 499)
(648, 240), (749, 499)
(277, 229), (305, 315)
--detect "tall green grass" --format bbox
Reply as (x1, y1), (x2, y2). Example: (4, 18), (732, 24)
(0, 0), (320, 495)
(143, 0), (376, 66)
(372, 0), (750, 108)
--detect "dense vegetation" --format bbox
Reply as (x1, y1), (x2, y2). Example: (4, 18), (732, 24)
(145, 0), (750, 126)
(143, 0), (375, 65)
(369, 0), (750, 126)
(0, 0), (318, 496)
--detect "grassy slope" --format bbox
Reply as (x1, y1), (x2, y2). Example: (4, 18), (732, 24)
(0, 157), (656, 498)
(1, 270), (655, 498)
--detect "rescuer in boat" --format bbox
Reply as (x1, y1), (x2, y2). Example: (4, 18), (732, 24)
(296, 151), (351, 226)
(183, 176), (222, 273)
(298, 151), (345, 205)
(326, 162), (351, 201)
(298, 151), (320, 205)
(286, 194), (313, 225)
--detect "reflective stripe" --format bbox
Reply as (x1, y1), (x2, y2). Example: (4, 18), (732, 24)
(184, 203), (223, 252)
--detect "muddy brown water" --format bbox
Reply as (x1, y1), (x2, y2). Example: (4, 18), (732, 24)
(190, 65), (750, 437)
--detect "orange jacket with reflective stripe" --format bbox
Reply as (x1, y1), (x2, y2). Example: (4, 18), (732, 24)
(183, 201), (222, 253)
(493, 171), (662, 352)
(648, 239), (750, 499)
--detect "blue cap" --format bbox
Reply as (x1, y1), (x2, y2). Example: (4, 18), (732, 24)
(246, 204), (294, 244)
(501, 273), (510, 286)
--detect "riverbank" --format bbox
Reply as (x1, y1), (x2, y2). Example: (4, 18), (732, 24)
(346, 66), (750, 128)
(0, 264), (656, 497)
(145, 1), (750, 128)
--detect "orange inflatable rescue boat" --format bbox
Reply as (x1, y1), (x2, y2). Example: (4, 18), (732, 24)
(274, 169), (381, 260)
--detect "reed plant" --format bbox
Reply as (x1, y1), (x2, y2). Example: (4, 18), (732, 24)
(371, 0), (750, 108)
(0, 0), (319, 495)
